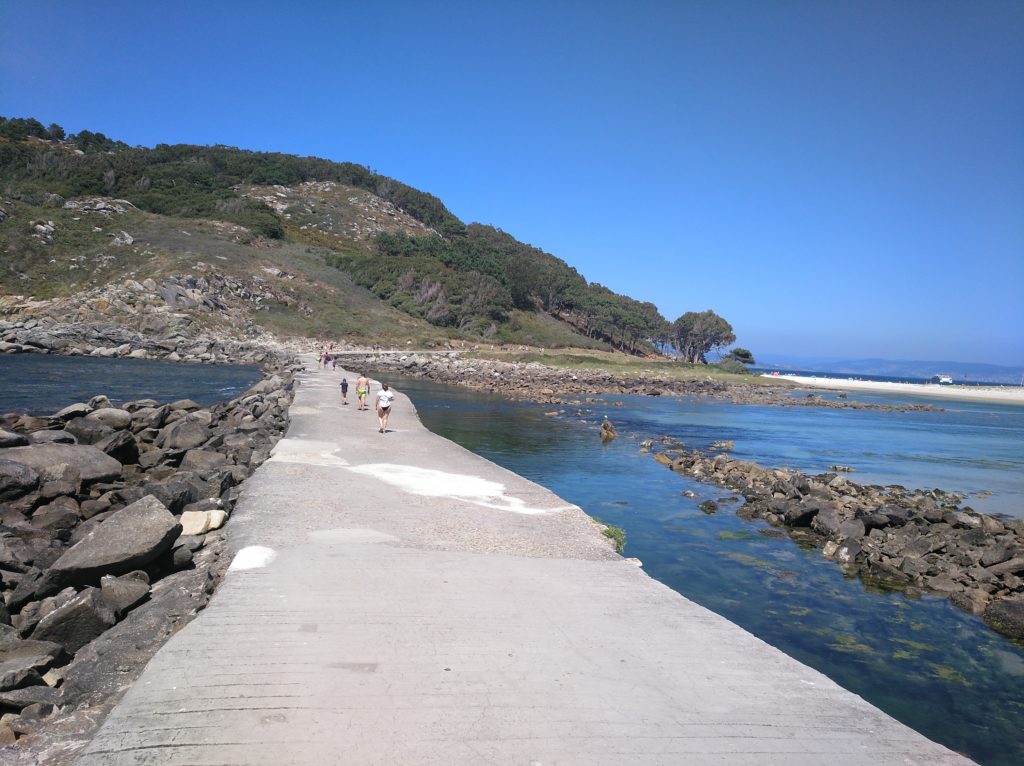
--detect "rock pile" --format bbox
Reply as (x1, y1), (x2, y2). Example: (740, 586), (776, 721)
(0, 367), (297, 745)
(652, 446), (1024, 640)
(339, 352), (939, 412)
(0, 310), (278, 364)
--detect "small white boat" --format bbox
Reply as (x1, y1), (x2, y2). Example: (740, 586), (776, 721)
(934, 374), (953, 385)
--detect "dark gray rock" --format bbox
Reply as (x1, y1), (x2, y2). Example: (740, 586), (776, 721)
(157, 416), (209, 450)
(62, 417), (114, 445)
(0, 429), (29, 448)
(0, 443), (122, 485)
(0, 684), (62, 710)
(58, 558), (219, 709)
(139, 471), (205, 514)
(93, 429), (139, 465)
(8, 569), (45, 612)
(811, 501), (843, 532)
(0, 459), (40, 500)
(782, 500), (823, 528)
(0, 535), (34, 574)
(30, 496), (80, 533)
(30, 588), (116, 655)
(53, 403), (91, 421)
(37, 495), (181, 593)
(0, 626), (63, 691)
(99, 572), (150, 618)
(983, 597), (1024, 640)
(837, 519), (866, 541)
(180, 449), (228, 476)
(26, 429), (77, 444)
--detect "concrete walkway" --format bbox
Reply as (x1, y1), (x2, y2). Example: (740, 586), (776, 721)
(73, 361), (973, 765)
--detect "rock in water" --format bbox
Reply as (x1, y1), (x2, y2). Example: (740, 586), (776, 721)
(38, 495), (181, 593)
(599, 417), (617, 442)
(983, 597), (1024, 640)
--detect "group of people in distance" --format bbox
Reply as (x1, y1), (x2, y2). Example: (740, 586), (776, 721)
(321, 352), (395, 433)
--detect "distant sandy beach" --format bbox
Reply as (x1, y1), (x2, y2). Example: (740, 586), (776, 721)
(772, 374), (1024, 405)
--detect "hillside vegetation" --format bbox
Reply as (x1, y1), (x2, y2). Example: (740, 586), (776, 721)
(0, 116), (741, 360)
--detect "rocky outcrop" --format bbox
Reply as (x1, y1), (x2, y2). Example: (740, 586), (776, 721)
(336, 351), (939, 412)
(650, 443), (1024, 640)
(0, 363), (298, 751)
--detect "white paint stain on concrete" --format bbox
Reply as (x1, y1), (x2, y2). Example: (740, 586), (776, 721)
(229, 546), (277, 570)
(345, 463), (568, 515)
(269, 438), (349, 467)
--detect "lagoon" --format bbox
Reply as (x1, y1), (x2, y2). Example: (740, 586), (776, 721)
(388, 374), (1024, 766)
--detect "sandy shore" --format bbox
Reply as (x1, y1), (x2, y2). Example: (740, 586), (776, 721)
(773, 374), (1024, 405)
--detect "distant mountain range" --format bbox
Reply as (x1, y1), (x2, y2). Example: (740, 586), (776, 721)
(755, 355), (1024, 385)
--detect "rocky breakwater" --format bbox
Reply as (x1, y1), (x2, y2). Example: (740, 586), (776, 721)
(652, 445), (1024, 641)
(0, 365), (297, 753)
(340, 351), (938, 412)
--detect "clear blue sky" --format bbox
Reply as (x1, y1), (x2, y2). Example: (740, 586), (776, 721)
(2, 1), (1022, 364)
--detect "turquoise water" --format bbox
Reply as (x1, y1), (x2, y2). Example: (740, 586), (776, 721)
(0, 354), (263, 414)
(388, 375), (1024, 766)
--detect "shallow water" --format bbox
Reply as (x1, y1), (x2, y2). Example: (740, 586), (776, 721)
(386, 374), (1024, 766)
(0, 354), (263, 414)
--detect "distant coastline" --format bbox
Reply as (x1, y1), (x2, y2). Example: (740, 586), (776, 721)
(770, 373), (1024, 405)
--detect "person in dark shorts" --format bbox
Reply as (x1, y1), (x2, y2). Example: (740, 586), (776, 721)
(340, 377), (349, 405)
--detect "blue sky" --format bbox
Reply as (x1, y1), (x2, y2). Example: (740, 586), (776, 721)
(2, 1), (1022, 364)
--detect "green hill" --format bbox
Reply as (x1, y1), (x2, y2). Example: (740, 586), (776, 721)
(0, 116), (670, 351)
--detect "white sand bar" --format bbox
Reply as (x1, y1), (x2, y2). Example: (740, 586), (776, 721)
(72, 357), (974, 765)
(774, 374), (1024, 405)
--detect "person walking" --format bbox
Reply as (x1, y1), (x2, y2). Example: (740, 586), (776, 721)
(355, 374), (370, 410)
(339, 377), (349, 405)
(376, 383), (395, 433)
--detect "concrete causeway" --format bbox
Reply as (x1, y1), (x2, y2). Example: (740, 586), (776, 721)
(72, 360), (973, 765)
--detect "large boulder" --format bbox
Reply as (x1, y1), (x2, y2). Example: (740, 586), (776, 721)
(63, 417), (114, 445)
(53, 403), (91, 421)
(38, 495), (181, 593)
(0, 443), (121, 484)
(27, 429), (77, 445)
(0, 429), (29, 448)
(0, 459), (40, 500)
(86, 408), (132, 430)
(140, 471), (206, 513)
(30, 588), (116, 655)
(99, 572), (150, 618)
(245, 375), (284, 395)
(157, 416), (210, 450)
(94, 429), (140, 465)
(180, 448), (228, 476)
(0, 626), (63, 691)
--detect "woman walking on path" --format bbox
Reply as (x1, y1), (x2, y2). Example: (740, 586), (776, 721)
(355, 374), (370, 410)
(376, 383), (395, 433)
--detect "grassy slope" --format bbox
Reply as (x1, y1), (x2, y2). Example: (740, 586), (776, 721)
(0, 196), (449, 344)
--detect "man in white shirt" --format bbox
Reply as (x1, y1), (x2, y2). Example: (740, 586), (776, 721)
(376, 383), (395, 433)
